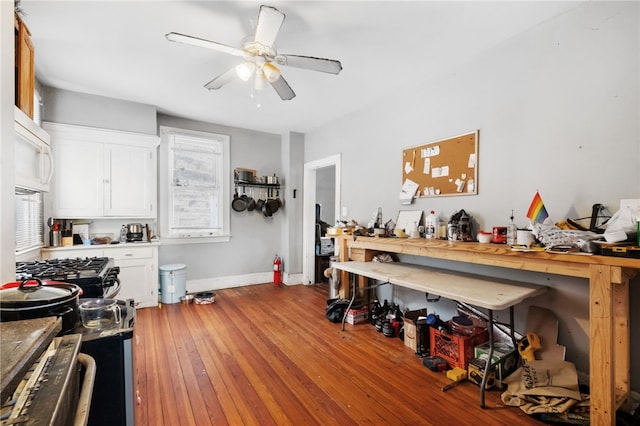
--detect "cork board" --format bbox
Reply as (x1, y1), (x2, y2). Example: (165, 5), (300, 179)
(401, 131), (478, 198)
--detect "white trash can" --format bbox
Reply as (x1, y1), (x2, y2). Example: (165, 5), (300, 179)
(159, 264), (187, 304)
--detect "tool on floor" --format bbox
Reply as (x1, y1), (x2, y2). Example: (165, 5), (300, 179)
(517, 332), (541, 362)
(442, 367), (467, 392)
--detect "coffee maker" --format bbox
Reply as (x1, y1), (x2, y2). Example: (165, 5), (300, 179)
(124, 223), (143, 242)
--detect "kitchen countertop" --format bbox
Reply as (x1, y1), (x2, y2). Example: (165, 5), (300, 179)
(0, 316), (62, 401)
(41, 241), (161, 252)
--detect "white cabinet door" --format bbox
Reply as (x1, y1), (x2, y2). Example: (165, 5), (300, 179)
(105, 144), (156, 217)
(114, 259), (156, 308)
(109, 246), (158, 308)
(51, 138), (104, 218)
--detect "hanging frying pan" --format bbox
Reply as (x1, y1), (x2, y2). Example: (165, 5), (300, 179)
(256, 187), (266, 211)
(247, 187), (256, 211)
(232, 189), (247, 212)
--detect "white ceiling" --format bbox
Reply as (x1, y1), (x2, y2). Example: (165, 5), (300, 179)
(20, 1), (581, 135)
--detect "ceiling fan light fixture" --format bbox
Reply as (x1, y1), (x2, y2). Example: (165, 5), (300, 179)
(235, 62), (255, 81)
(262, 62), (281, 83)
(253, 70), (267, 91)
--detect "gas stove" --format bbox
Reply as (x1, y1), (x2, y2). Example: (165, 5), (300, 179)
(16, 257), (121, 298)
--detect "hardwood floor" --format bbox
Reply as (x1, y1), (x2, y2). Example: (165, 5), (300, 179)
(134, 283), (543, 425)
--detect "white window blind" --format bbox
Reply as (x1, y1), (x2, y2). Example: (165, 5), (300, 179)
(161, 128), (230, 241)
(15, 187), (43, 252)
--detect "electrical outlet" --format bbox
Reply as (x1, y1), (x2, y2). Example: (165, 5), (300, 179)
(342, 206), (348, 217)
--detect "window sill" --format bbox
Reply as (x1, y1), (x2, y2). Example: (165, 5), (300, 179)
(158, 235), (231, 245)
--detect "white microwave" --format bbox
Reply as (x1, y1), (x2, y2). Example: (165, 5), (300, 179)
(14, 106), (53, 193)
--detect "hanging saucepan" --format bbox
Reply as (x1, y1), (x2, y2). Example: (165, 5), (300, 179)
(246, 188), (256, 211)
(232, 188), (247, 212)
(262, 187), (274, 217)
(263, 187), (280, 217)
(0, 279), (81, 334)
(275, 188), (283, 209)
(235, 170), (253, 184)
(255, 187), (266, 211)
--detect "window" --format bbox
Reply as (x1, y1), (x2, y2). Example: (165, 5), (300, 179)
(15, 187), (43, 253)
(159, 127), (230, 243)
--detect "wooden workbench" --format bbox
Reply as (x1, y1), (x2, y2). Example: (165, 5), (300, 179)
(333, 235), (640, 426)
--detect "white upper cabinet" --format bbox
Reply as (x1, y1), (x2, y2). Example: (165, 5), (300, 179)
(15, 107), (53, 192)
(44, 122), (158, 219)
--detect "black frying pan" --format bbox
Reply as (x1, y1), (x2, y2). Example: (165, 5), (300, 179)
(232, 189), (247, 212)
(256, 187), (266, 211)
(247, 188), (256, 211)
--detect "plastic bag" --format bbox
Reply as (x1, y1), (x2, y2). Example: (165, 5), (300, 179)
(501, 360), (582, 415)
(604, 206), (638, 243)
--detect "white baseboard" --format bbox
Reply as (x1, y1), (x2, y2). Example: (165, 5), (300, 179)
(186, 271), (305, 293)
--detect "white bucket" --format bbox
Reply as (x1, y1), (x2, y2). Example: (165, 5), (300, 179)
(159, 264), (187, 304)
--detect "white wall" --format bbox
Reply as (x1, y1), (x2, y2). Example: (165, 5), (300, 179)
(304, 1), (640, 387)
(41, 86), (157, 135)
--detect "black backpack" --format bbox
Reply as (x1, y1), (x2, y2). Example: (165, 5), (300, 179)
(325, 298), (350, 323)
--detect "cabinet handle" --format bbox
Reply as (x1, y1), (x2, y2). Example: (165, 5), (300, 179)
(124, 253), (133, 257)
(42, 145), (54, 186)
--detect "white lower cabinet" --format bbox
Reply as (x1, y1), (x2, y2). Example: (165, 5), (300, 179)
(109, 246), (158, 308)
(41, 244), (158, 308)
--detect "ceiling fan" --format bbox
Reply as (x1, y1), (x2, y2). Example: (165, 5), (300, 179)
(166, 5), (343, 101)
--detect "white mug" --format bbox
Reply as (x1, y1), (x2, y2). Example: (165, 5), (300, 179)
(516, 230), (534, 246)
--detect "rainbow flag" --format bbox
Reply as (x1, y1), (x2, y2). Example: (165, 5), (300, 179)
(526, 191), (549, 224)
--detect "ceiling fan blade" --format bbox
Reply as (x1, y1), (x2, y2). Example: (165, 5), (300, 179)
(253, 5), (285, 49)
(274, 54), (342, 75)
(270, 76), (296, 101)
(204, 68), (237, 90)
(166, 32), (245, 57)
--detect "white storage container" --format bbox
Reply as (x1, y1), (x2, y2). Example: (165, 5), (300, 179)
(159, 264), (187, 304)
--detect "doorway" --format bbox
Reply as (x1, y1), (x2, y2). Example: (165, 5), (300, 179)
(302, 154), (341, 285)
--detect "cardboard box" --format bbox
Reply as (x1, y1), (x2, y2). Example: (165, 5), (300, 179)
(473, 341), (518, 387)
(346, 306), (369, 325)
(403, 309), (428, 355)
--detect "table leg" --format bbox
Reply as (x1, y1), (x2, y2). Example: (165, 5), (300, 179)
(341, 273), (357, 331)
(589, 265), (631, 425)
(480, 309), (495, 408)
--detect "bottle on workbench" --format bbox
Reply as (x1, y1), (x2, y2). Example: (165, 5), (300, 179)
(425, 210), (436, 239)
(507, 210), (517, 246)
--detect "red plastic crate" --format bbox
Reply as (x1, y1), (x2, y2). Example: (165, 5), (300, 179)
(430, 326), (489, 369)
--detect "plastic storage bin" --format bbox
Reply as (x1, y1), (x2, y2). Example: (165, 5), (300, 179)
(159, 264), (187, 304)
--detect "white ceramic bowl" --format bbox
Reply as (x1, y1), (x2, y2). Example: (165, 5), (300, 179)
(477, 233), (492, 244)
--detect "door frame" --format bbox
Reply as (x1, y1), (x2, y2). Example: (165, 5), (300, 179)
(302, 154), (341, 285)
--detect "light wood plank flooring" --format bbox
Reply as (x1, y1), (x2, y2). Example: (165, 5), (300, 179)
(134, 283), (543, 425)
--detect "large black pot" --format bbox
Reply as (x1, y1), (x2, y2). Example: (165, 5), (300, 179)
(0, 279), (81, 334)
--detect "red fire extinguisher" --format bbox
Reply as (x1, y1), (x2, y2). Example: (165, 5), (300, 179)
(273, 255), (282, 285)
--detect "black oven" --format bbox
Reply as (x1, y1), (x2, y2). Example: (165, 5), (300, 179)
(71, 299), (136, 426)
(1, 333), (96, 425)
